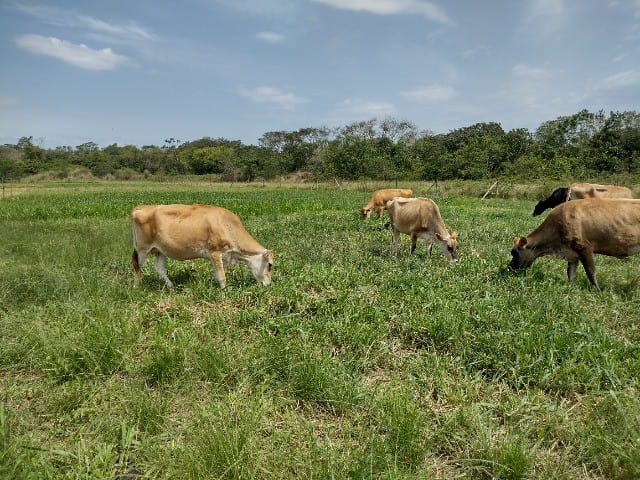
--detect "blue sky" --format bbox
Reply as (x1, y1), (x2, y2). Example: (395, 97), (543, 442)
(1, 0), (639, 148)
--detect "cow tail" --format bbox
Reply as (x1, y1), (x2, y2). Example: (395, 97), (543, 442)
(131, 215), (141, 281)
(132, 249), (140, 272)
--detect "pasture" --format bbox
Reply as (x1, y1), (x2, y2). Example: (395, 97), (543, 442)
(1, 182), (639, 479)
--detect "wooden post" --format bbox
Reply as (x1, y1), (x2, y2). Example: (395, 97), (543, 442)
(481, 180), (498, 200)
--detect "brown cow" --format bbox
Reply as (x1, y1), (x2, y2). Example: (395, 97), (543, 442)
(360, 188), (413, 219)
(385, 197), (459, 260)
(533, 182), (634, 216)
(510, 198), (640, 290)
(131, 204), (274, 288)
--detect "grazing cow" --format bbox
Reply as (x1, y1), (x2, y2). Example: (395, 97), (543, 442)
(532, 182), (634, 216)
(510, 198), (640, 291)
(131, 204), (274, 288)
(360, 188), (413, 219)
(385, 197), (459, 260)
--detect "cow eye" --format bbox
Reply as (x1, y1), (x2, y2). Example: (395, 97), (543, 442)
(267, 263), (273, 271)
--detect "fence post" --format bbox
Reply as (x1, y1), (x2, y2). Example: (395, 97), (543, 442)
(482, 180), (498, 200)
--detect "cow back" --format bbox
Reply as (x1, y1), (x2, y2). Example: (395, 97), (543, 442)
(546, 198), (640, 255)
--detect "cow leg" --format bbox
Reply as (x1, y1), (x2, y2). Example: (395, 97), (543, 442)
(391, 229), (400, 256)
(567, 261), (578, 282)
(154, 253), (174, 288)
(132, 249), (147, 287)
(578, 251), (600, 291)
(210, 251), (227, 288)
(410, 234), (417, 255)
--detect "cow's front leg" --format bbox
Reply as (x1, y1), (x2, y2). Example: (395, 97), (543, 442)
(410, 234), (417, 255)
(210, 251), (227, 288)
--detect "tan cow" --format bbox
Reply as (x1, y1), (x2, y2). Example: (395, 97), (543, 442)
(510, 198), (640, 290)
(385, 197), (459, 260)
(360, 188), (413, 219)
(533, 182), (634, 216)
(131, 204), (274, 288)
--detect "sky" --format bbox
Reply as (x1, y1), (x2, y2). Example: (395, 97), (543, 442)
(1, 0), (639, 148)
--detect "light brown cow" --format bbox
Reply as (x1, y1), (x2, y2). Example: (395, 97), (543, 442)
(385, 197), (459, 260)
(533, 182), (634, 216)
(360, 188), (413, 219)
(510, 198), (640, 290)
(131, 204), (274, 288)
(570, 182), (634, 200)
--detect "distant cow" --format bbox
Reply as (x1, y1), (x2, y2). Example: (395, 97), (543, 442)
(360, 188), (413, 219)
(510, 198), (640, 290)
(386, 197), (459, 260)
(532, 182), (633, 216)
(131, 204), (274, 288)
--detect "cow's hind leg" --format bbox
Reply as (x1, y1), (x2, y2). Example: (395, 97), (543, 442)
(210, 251), (227, 288)
(567, 261), (578, 283)
(391, 229), (401, 255)
(410, 234), (418, 254)
(132, 249), (148, 287)
(578, 251), (600, 291)
(154, 252), (174, 288)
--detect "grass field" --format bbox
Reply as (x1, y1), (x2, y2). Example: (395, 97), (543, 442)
(1, 181), (639, 479)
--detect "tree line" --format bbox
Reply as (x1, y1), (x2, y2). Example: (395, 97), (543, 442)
(1, 109), (639, 182)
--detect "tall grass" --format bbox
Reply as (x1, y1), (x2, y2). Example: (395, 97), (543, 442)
(0, 182), (638, 478)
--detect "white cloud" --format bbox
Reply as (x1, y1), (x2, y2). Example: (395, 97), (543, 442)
(335, 98), (397, 116)
(530, 0), (566, 17)
(311, 0), (452, 24)
(599, 69), (640, 89)
(461, 45), (489, 59)
(256, 31), (284, 43)
(212, 0), (300, 19)
(0, 93), (19, 107)
(13, 3), (155, 41)
(239, 86), (307, 110)
(512, 63), (552, 79)
(523, 0), (568, 36)
(15, 34), (129, 70)
(77, 15), (154, 40)
(401, 84), (456, 102)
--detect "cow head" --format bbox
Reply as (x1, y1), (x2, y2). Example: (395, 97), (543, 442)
(435, 231), (459, 261)
(359, 207), (372, 219)
(249, 249), (275, 286)
(532, 187), (570, 216)
(508, 237), (536, 271)
(532, 201), (547, 217)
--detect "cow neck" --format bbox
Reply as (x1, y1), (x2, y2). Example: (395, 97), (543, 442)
(525, 219), (562, 254)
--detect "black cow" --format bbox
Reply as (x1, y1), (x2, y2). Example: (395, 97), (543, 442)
(532, 187), (569, 216)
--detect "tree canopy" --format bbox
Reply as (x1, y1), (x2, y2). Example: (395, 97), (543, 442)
(2, 110), (639, 182)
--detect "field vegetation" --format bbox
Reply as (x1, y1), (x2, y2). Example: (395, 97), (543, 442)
(1, 181), (639, 479)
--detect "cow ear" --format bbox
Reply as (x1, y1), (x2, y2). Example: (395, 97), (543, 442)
(450, 231), (458, 240)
